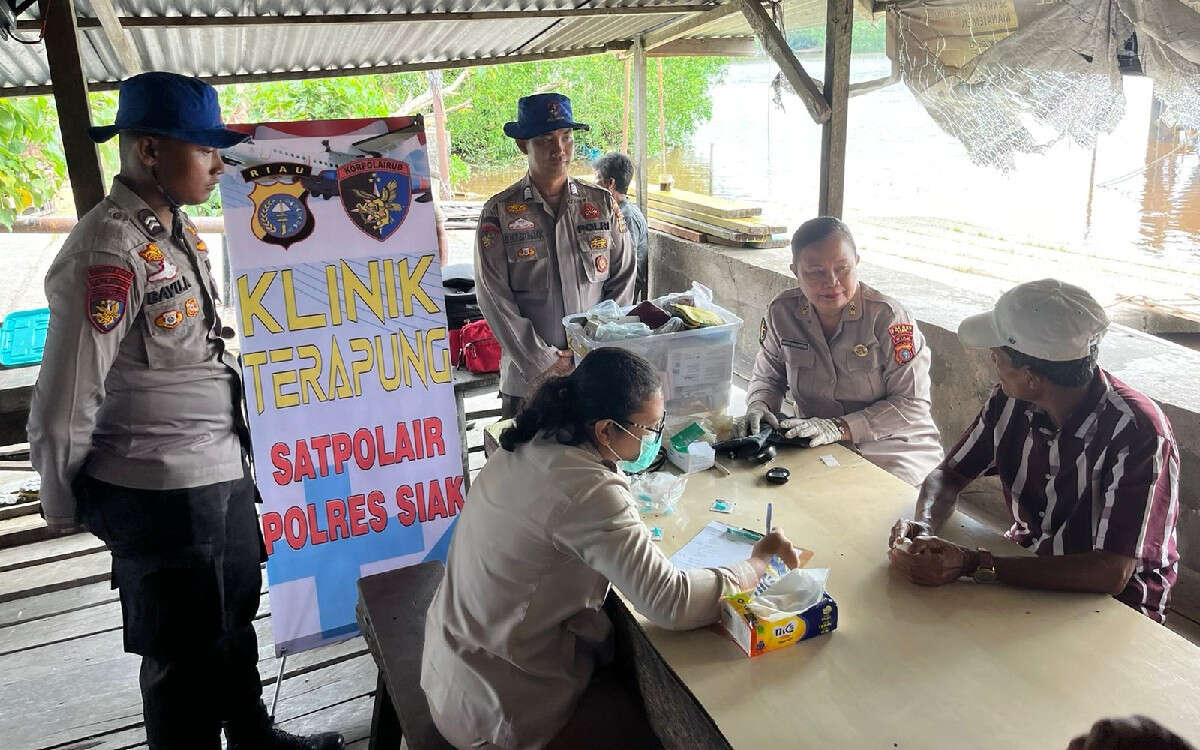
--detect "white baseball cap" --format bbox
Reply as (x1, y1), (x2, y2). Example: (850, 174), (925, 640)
(958, 279), (1109, 361)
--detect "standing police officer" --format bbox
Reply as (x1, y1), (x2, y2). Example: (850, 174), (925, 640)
(475, 93), (636, 417)
(28, 72), (343, 750)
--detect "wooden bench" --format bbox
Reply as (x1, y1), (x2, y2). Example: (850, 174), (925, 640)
(356, 561), (453, 750)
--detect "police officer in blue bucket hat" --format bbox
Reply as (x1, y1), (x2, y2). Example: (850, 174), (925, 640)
(29, 72), (344, 750)
(474, 93), (636, 418)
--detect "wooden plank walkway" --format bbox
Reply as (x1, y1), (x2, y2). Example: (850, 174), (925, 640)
(0, 390), (501, 750)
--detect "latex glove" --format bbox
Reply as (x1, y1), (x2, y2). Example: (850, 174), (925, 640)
(735, 401), (779, 438)
(777, 416), (843, 446)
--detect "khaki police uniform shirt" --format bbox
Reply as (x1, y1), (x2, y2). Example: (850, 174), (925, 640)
(421, 436), (757, 750)
(747, 283), (943, 486)
(474, 175), (636, 399)
(28, 179), (247, 526)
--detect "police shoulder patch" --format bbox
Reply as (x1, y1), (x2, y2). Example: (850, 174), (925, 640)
(86, 265), (134, 334)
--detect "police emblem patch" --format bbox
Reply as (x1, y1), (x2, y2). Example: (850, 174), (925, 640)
(506, 203), (528, 214)
(245, 162), (316, 250)
(547, 100), (565, 121)
(86, 265), (134, 334)
(138, 243), (179, 283)
(155, 310), (184, 330)
(589, 236), (608, 250)
(516, 246), (537, 260)
(136, 209), (165, 237)
(581, 202), (601, 220)
(184, 298), (200, 317)
(888, 323), (915, 366)
(759, 318), (767, 345)
(595, 254), (609, 273)
(480, 221), (501, 249)
(508, 217), (536, 231)
(339, 157), (413, 242)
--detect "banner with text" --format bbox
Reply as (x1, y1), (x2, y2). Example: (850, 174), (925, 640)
(219, 117), (462, 655)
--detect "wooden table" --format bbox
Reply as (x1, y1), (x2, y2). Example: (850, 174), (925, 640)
(623, 443), (1200, 748)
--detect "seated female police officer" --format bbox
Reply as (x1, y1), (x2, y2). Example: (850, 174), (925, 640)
(421, 348), (801, 749)
(739, 217), (943, 486)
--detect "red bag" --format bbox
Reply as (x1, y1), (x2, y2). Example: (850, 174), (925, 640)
(459, 318), (502, 374)
(449, 327), (464, 367)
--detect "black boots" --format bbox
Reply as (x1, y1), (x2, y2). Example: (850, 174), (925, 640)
(224, 701), (344, 750)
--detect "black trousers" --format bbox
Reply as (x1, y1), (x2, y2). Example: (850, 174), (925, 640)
(77, 474), (267, 749)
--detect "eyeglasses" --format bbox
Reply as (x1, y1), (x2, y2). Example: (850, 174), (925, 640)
(624, 413), (667, 439)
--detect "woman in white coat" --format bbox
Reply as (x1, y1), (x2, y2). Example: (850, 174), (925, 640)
(421, 347), (800, 749)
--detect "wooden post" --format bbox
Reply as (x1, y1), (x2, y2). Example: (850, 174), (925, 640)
(621, 57), (632, 154)
(735, 0), (831, 125)
(427, 70), (453, 200)
(43, 0), (106, 218)
(656, 59), (667, 180)
(633, 37), (648, 217)
(818, 0), (854, 218)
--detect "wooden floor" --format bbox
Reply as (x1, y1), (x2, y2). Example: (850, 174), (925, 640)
(0, 393), (499, 750)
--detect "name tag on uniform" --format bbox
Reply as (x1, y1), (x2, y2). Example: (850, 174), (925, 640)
(781, 339), (810, 351)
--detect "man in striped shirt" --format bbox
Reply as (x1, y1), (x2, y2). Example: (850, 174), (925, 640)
(889, 279), (1180, 623)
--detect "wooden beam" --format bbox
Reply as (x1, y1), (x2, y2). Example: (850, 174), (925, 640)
(733, 0), (831, 124)
(646, 37), (758, 57)
(644, 2), (742, 51)
(18, 6), (718, 30)
(1, 43), (632, 98)
(427, 70), (452, 200)
(43, 0), (105, 218)
(818, 0), (854, 217)
(89, 0), (142, 76)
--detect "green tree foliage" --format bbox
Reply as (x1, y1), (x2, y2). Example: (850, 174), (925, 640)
(787, 19), (888, 53)
(0, 96), (66, 229)
(447, 55), (728, 167)
(8, 53), (727, 220)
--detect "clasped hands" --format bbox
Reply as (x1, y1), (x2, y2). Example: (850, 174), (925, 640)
(887, 518), (977, 586)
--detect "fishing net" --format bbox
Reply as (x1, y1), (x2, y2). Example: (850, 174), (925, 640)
(888, 0), (1200, 171)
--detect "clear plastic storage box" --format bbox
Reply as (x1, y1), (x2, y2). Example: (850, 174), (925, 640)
(562, 303), (742, 417)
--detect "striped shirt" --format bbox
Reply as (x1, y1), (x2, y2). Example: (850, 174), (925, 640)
(945, 369), (1180, 622)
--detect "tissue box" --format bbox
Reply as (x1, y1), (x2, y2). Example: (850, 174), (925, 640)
(720, 590), (838, 658)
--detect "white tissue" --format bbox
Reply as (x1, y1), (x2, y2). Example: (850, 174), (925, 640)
(746, 568), (830, 620)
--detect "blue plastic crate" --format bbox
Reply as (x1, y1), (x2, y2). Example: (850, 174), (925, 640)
(0, 307), (51, 367)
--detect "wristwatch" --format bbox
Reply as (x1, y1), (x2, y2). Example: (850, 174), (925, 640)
(972, 549), (997, 584)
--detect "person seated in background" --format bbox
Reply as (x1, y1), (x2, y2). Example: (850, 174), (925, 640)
(738, 217), (943, 486)
(1068, 715), (1195, 749)
(421, 348), (801, 749)
(889, 279), (1180, 624)
(593, 152), (649, 299)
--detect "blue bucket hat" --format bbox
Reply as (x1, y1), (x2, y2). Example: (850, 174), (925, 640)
(88, 71), (249, 148)
(503, 93), (590, 140)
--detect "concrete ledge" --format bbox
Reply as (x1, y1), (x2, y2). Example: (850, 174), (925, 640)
(651, 231), (1200, 624)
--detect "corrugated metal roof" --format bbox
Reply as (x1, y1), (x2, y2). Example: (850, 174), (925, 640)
(0, 0), (852, 95)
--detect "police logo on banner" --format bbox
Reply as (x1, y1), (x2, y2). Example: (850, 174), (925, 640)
(243, 163), (316, 250)
(338, 158), (413, 242)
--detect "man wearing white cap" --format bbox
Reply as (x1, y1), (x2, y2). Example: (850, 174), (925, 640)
(887, 279), (1180, 623)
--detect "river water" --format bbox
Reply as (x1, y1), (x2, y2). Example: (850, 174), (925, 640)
(464, 53), (1200, 268)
